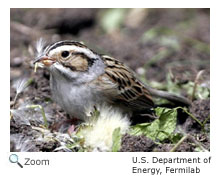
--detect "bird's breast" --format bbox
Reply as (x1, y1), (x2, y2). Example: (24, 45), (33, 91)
(50, 74), (104, 120)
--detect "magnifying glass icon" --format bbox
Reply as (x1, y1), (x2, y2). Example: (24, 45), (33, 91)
(9, 154), (23, 168)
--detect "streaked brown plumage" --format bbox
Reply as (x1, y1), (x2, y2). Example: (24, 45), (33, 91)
(34, 40), (190, 120)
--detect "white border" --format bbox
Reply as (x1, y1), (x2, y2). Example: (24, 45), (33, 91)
(1, 1), (219, 176)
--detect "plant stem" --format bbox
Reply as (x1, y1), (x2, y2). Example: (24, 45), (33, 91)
(202, 115), (210, 126)
(176, 107), (203, 128)
(170, 134), (189, 152)
(13, 93), (19, 109)
(188, 135), (209, 152)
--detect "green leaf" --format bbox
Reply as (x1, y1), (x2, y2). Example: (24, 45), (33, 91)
(129, 122), (152, 136)
(155, 107), (177, 141)
(169, 133), (183, 144)
(130, 107), (177, 142)
(112, 127), (122, 152)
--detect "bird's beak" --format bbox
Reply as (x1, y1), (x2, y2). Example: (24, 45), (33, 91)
(34, 55), (56, 67)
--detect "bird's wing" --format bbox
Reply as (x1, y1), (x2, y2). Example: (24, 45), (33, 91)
(94, 55), (154, 111)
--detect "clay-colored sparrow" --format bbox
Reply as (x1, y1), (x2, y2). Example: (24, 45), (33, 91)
(34, 40), (190, 120)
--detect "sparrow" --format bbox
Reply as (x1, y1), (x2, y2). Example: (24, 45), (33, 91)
(34, 40), (190, 120)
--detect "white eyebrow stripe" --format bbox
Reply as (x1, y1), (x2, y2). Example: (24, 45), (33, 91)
(48, 45), (99, 59)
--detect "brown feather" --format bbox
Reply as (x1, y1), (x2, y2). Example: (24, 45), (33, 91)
(94, 55), (154, 111)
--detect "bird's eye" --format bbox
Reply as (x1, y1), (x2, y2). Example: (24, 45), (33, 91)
(61, 51), (70, 58)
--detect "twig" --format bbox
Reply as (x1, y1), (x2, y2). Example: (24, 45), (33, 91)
(170, 134), (189, 152)
(175, 126), (209, 152)
(188, 134), (209, 152)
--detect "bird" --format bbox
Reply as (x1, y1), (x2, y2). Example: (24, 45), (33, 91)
(34, 40), (191, 121)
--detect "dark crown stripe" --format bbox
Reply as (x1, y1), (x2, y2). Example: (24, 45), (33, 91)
(47, 40), (87, 53)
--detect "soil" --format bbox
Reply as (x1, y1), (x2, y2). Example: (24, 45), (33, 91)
(120, 134), (156, 152)
(10, 8), (210, 152)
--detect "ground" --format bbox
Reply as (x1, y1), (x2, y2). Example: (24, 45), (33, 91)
(10, 8), (210, 152)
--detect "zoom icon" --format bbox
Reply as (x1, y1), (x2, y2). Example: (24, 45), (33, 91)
(9, 154), (23, 168)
